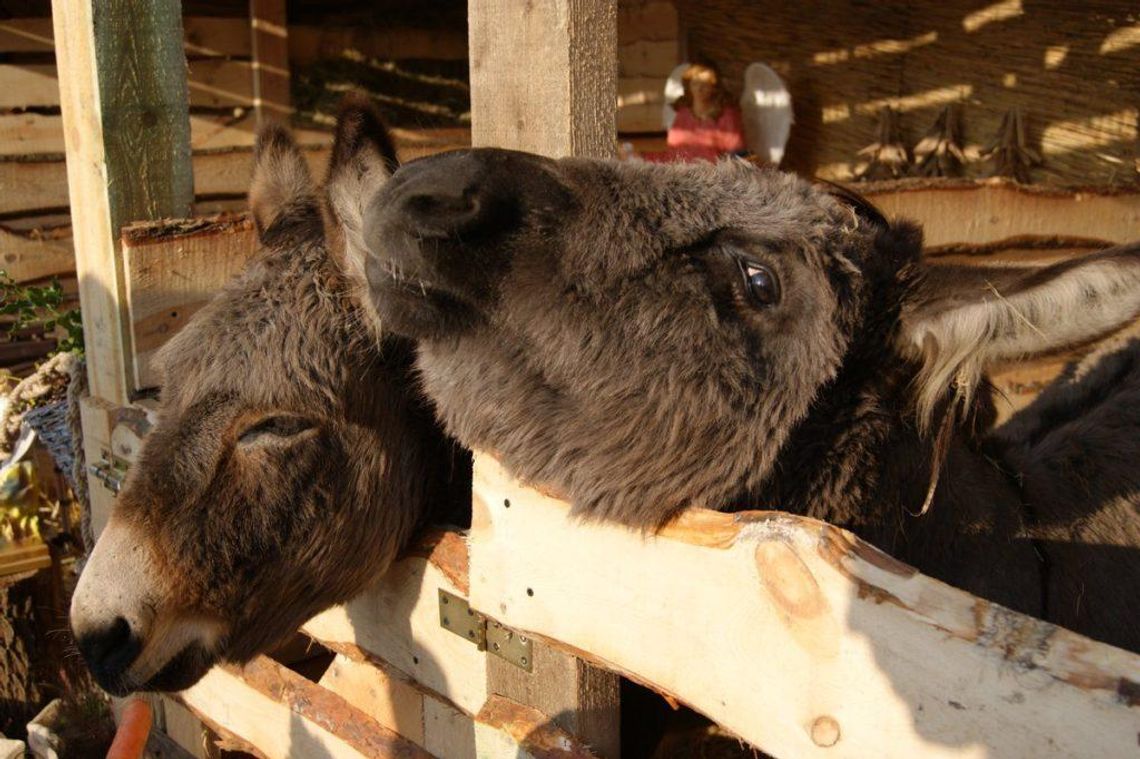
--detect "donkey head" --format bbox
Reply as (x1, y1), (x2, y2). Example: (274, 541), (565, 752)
(69, 99), (466, 695)
(358, 150), (1140, 527)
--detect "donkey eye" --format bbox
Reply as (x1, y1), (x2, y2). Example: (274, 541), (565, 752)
(238, 415), (316, 445)
(738, 259), (781, 307)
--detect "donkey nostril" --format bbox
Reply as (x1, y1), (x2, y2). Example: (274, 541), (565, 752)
(404, 187), (483, 233)
(78, 616), (143, 689)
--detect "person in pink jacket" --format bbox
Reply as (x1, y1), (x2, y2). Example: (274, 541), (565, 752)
(664, 63), (746, 162)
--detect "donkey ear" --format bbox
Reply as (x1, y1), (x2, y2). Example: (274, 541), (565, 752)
(249, 124), (316, 239)
(325, 93), (399, 236)
(900, 244), (1140, 422)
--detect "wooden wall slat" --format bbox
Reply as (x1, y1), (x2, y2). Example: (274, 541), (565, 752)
(679, 0), (1140, 185)
(249, 0), (291, 123)
(121, 215), (259, 393)
(0, 16), (251, 58)
(0, 61), (254, 109)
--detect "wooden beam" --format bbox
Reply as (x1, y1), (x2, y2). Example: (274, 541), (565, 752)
(121, 215), (258, 393)
(51, 0), (194, 405)
(0, 226), (72, 282)
(249, 0), (290, 125)
(0, 126), (470, 217)
(468, 0), (617, 158)
(474, 695), (600, 759)
(0, 542), (51, 578)
(77, 395), (116, 536)
(179, 657), (430, 759)
(470, 454), (1140, 758)
(0, 112), (326, 157)
(318, 654), (426, 747)
(486, 638), (620, 759)
(0, 61), (254, 110)
(0, 17), (252, 58)
(467, 4), (621, 749)
(863, 178), (1140, 249)
(302, 530), (490, 717)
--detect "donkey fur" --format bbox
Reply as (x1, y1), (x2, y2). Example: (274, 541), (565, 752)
(359, 149), (1140, 652)
(73, 97), (468, 694)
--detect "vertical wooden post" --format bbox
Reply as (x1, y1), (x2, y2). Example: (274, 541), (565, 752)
(468, 1), (620, 755)
(51, 0), (194, 406)
(469, 0), (617, 159)
(249, 0), (291, 125)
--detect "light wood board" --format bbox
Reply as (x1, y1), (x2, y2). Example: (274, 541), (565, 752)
(121, 215), (259, 392)
(179, 656), (429, 759)
(864, 179), (1140, 249)
(469, 0), (617, 158)
(469, 454), (1140, 758)
(302, 532), (490, 717)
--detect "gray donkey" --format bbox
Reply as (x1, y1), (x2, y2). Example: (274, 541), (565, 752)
(69, 99), (469, 696)
(359, 149), (1140, 652)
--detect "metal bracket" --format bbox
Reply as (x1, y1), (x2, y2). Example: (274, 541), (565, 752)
(439, 588), (487, 649)
(89, 455), (128, 495)
(439, 589), (533, 672)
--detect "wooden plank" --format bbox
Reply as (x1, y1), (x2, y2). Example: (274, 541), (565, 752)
(183, 17), (252, 59)
(0, 112), (329, 156)
(287, 24), (468, 65)
(864, 180), (1140, 249)
(160, 689), (219, 758)
(318, 654), (425, 747)
(0, 146), (330, 217)
(0, 18), (55, 53)
(486, 643), (620, 758)
(302, 531), (489, 717)
(179, 657), (430, 759)
(467, 6), (622, 749)
(77, 395), (116, 536)
(470, 454), (1140, 758)
(0, 129), (459, 217)
(474, 695), (600, 759)
(249, 0), (290, 124)
(51, 0), (194, 405)
(0, 61), (252, 110)
(469, 0), (617, 158)
(121, 215), (258, 392)
(0, 541), (51, 578)
(0, 65), (61, 110)
(422, 698), (475, 758)
(0, 226), (73, 282)
(0, 17), (251, 57)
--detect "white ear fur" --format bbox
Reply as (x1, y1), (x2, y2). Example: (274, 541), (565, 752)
(324, 97), (399, 285)
(900, 246), (1140, 428)
(249, 124), (315, 238)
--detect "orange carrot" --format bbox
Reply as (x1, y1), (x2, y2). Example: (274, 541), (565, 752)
(107, 698), (153, 759)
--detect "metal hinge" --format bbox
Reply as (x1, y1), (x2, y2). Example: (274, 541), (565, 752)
(438, 589), (533, 672)
(88, 409), (153, 496)
(89, 456), (128, 494)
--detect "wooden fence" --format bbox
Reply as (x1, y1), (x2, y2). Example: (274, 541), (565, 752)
(42, 1), (1140, 757)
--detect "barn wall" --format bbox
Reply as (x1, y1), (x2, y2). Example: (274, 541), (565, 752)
(617, 0), (681, 132)
(679, 0), (1139, 186)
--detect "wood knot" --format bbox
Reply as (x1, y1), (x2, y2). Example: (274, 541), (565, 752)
(810, 716), (840, 748)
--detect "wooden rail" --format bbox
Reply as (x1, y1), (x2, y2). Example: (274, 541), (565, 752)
(468, 456), (1140, 757)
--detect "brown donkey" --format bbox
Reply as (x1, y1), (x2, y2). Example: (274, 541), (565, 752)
(69, 99), (468, 695)
(359, 149), (1140, 652)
